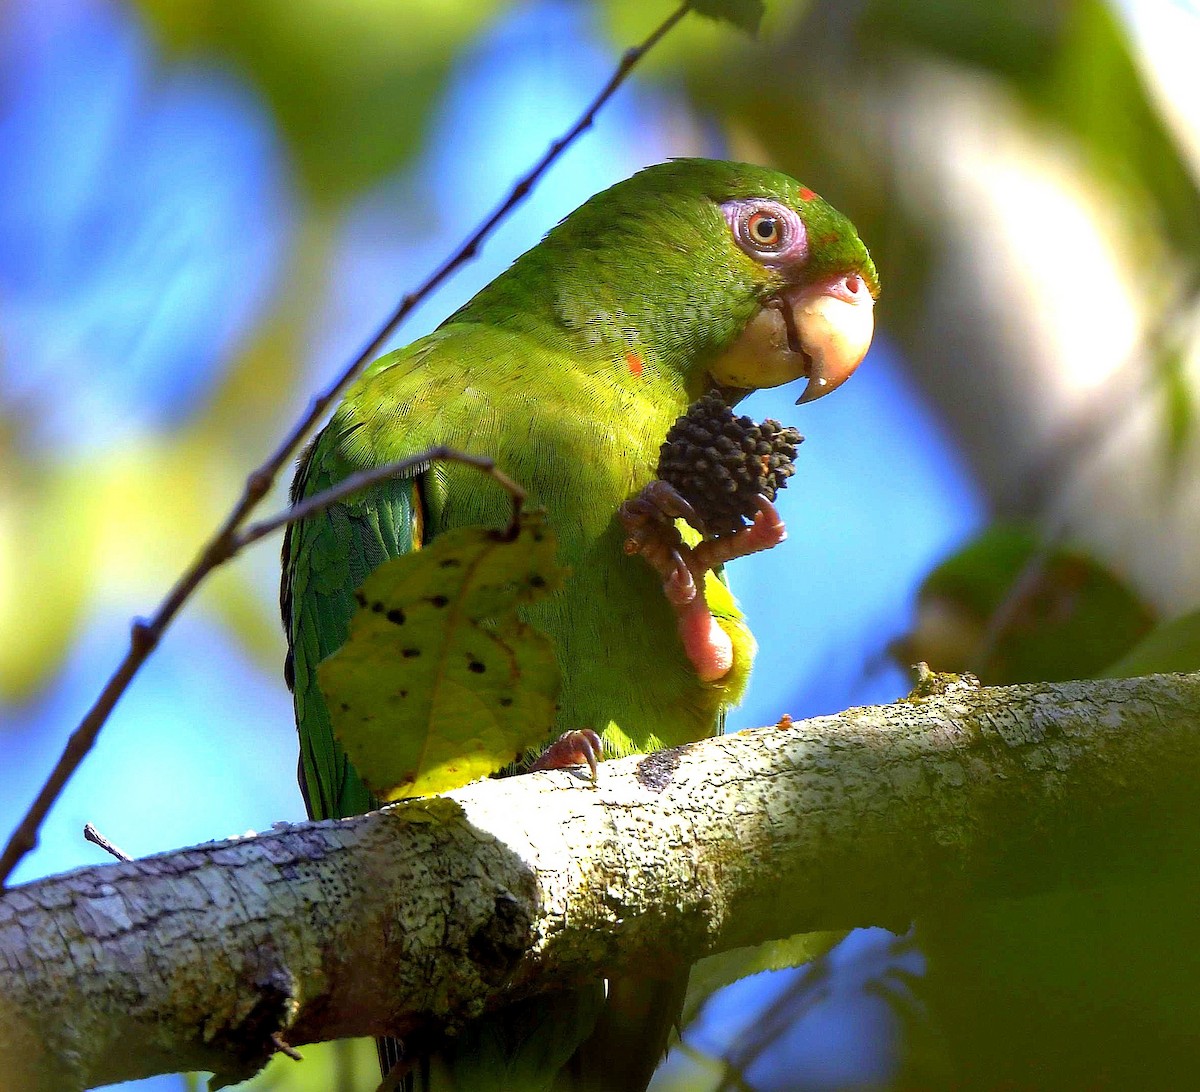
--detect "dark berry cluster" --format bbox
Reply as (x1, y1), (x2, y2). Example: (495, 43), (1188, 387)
(657, 393), (803, 535)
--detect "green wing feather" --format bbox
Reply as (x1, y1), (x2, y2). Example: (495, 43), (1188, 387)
(282, 428), (424, 820)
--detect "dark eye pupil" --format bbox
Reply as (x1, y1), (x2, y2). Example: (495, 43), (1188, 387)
(753, 217), (778, 241)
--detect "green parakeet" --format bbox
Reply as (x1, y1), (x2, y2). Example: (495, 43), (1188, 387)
(281, 158), (878, 1090)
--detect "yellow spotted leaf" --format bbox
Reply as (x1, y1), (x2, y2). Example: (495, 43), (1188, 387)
(318, 510), (564, 800)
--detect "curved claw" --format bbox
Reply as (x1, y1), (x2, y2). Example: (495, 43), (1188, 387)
(664, 550), (697, 605)
(530, 729), (604, 780)
(692, 495), (787, 572)
(619, 480), (703, 535)
(747, 494), (787, 548)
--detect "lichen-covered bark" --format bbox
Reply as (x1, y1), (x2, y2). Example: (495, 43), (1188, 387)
(2, 673), (1199, 1090)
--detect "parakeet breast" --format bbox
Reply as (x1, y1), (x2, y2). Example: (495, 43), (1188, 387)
(335, 320), (728, 755)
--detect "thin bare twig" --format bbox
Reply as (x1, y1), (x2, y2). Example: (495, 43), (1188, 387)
(0, 0), (691, 888)
(270, 1033), (303, 1062)
(82, 823), (131, 863)
(234, 446), (525, 551)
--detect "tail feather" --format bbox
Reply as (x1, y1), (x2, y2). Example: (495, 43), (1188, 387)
(557, 970), (689, 1092)
(374, 973), (684, 1092)
(377, 1036), (421, 1091)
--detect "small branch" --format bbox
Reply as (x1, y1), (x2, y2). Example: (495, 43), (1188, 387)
(233, 446), (525, 552)
(0, 2), (691, 889)
(269, 1033), (303, 1062)
(82, 824), (131, 863)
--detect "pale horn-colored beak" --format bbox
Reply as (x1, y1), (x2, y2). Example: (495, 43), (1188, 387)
(792, 272), (876, 404)
(706, 270), (875, 401)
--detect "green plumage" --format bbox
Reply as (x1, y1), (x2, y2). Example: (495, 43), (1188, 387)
(281, 158), (875, 1087)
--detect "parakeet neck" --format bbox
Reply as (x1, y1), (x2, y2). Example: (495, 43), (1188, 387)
(451, 230), (762, 396)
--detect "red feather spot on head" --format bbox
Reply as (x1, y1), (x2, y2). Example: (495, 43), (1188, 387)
(798, 187), (818, 202)
(625, 351), (643, 377)
(818, 232), (840, 247)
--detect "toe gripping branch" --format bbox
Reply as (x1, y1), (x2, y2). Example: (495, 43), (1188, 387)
(529, 729), (604, 779)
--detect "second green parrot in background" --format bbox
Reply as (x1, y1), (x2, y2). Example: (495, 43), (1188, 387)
(281, 158), (878, 1090)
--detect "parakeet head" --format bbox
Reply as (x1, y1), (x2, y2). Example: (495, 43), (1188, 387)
(703, 162), (879, 404)
(473, 158), (879, 405)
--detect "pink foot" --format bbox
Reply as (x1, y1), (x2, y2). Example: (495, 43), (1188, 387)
(530, 729), (604, 779)
(676, 594), (734, 682)
(691, 495), (786, 572)
(619, 486), (787, 683)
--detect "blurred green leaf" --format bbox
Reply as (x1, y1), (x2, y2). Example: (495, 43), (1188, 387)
(862, 0), (1061, 80)
(891, 523), (1156, 685)
(0, 422), (313, 705)
(1103, 607), (1200, 678)
(319, 510), (564, 800)
(240, 1036), (375, 1090)
(1047, 0), (1200, 263)
(681, 930), (843, 1028)
(1160, 341), (1194, 473)
(133, 0), (504, 200)
(690, 0), (765, 35)
(0, 467), (90, 704)
(917, 871), (1200, 1089)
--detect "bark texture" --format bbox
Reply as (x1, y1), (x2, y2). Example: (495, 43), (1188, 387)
(2, 672), (1199, 1090)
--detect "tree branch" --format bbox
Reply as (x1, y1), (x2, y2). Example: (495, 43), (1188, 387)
(3, 673), (1199, 1091)
(0, 0), (693, 890)
(234, 446), (525, 552)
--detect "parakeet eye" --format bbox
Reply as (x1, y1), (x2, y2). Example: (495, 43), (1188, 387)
(747, 211), (782, 248)
(721, 199), (807, 266)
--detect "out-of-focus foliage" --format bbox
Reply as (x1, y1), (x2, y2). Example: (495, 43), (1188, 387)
(657, 928), (936, 1092)
(0, 0), (293, 702)
(243, 1039), (376, 1092)
(681, 931), (845, 1030)
(690, 0), (766, 34)
(132, 0), (505, 200)
(891, 521), (1156, 685)
(0, 439), (288, 702)
(1105, 605), (1200, 677)
(914, 866), (1200, 1090)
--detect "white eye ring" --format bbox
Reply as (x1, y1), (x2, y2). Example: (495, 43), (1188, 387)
(722, 199), (808, 266)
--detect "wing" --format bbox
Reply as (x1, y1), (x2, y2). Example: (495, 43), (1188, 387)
(281, 424), (425, 820)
